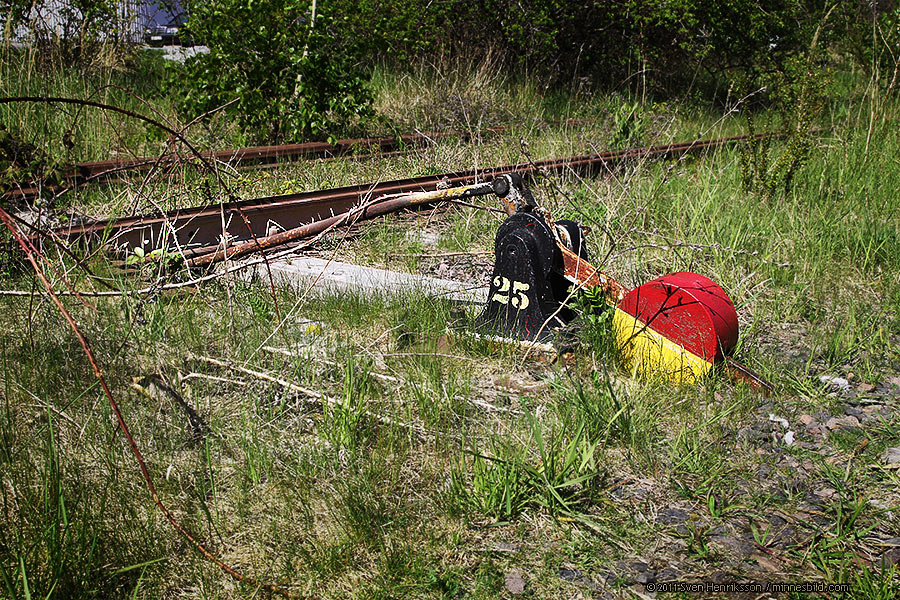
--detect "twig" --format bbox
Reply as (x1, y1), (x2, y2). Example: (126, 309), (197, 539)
(0, 247), (301, 297)
(237, 207), (281, 319)
(193, 355), (325, 401)
(178, 372), (248, 387)
(468, 397), (522, 415)
(386, 250), (493, 259)
(753, 541), (798, 565)
(381, 351), (490, 362)
(5, 210), (121, 292)
(262, 346), (401, 385)
(614, 234), (793, 267)
(192, 354), (426, 440)
(131, 374), (209, 442)
(263, 346), (519, 414)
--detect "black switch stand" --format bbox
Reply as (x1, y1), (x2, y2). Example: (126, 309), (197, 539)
(477, 176), (589, 341)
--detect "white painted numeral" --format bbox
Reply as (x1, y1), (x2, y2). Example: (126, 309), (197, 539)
(491, 276), (530, 309)
(511, 281), (530, 309)
(491, 276), (510, 304)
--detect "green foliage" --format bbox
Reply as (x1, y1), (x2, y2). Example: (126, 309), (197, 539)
(173, 0), (374, 143)
(834, 4), (900, 91)
(332, 1), (862, 92)
(610, 100), (647, 148)
(124, 245), (183, 272)
(2, 0), (134, 69)
(450, 411), (603, 523)
(333, 1), (896, 100)
(575, 286), (619, 364)
(564, 372), (635, 446)
(739, 30), (830, 200)
(0, 124), (66, 206)
(320, 358), (378, 451)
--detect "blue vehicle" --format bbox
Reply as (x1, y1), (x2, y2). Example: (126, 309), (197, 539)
(141, 1), (191, 47)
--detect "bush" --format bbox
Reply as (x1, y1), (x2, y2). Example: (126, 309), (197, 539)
(333, 1), (886, 96)
(174, 0), (374, 143)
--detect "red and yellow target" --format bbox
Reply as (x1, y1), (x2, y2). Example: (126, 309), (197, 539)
(558, 242), (765, 389)
(612, 272), (739, 383)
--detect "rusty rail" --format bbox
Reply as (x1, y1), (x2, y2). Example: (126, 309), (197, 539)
(3, 130), (486, 202)
(5, 119), (595, 202)
(188, 182), (497, 267)
(46, 133), (770, 256)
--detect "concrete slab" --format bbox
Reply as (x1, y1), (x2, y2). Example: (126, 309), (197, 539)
(236, 256), (489, 305)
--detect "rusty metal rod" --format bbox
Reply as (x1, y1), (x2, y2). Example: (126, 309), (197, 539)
(187, 182), (496, 267)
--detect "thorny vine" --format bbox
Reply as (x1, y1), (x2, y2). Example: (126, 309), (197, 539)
(0, 96), (302, 597)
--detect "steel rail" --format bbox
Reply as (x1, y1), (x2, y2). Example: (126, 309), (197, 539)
(5, 119), (595, 201)
(188, 183), (497, 267)
(46, 133), (770, 254)
(2, 129), (486, 202)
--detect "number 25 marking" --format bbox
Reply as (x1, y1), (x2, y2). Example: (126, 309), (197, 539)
(492, 276), (530, 309)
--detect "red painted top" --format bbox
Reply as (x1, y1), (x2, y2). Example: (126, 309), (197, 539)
(618, 272), (739, 362)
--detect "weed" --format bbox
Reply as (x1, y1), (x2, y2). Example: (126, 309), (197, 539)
(449, 409), (603, 525)
(705, 489), (739, 519)
(329, 451), (404, 549)
(559, 372), (640, 449)
(680, 522), (713, 561)
(574, 287), (619, 364)
(853, 564), (900, 600)
(750, 521), (773, 547)
(610, 99), (647, 149)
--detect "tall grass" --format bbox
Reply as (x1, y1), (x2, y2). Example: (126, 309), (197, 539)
(1, 45), (899, 599)
(0, 44), (178, 164)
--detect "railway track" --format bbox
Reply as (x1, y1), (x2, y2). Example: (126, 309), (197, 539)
(4, 129), (491, 202)
(6, 120), (594, 202)
(47, 133), (770, 260)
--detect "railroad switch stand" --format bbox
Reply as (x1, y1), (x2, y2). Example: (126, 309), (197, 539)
(478, 174), (586, 341)
(452, 172), (766, 390)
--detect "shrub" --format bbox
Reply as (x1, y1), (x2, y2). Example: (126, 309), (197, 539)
(174, 0), (374, 143)
(1, 0), (134, 69)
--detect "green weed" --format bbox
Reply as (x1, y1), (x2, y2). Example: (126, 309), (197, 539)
(449, 409), (604, 524)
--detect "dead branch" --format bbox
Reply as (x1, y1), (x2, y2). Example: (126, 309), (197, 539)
(0, 247), (303, 297)
(192, 354), (427, 441)
(262, 346), (402, 385)
(178, 372), (248, 387)
(131, 374), (208, 443)
(386, 250), (493, 259)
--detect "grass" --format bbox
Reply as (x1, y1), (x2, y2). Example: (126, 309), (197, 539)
(0, 45), (179, 163)
(2, 46), (900, 599)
